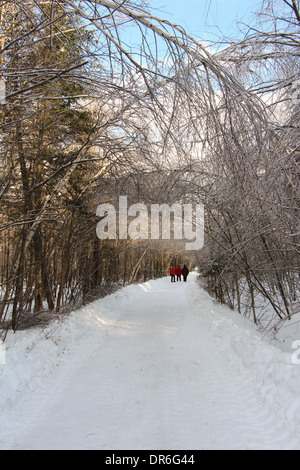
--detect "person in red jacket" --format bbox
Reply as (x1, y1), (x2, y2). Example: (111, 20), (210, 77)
(175, 265), (182, 281)
(170, 266), (176, 283)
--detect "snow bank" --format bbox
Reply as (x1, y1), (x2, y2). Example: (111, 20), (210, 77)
(0, 282), (146, 434)
(187, 279), (300, 442)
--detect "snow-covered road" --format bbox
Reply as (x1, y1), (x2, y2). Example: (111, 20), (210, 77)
(1, 273), (300, 450)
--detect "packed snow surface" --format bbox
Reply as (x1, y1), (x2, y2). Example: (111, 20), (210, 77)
(1, 273), (300, 450)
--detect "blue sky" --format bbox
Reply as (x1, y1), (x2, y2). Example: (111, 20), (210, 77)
(151, 0), (262, 40)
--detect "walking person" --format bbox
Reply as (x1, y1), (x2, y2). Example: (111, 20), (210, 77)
(176, 265), (182, 282)
(170, 266), (176, 283)
(181, 265), (189, 282)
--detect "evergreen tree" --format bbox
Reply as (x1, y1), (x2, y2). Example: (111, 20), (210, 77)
(0, 1), (96, 328)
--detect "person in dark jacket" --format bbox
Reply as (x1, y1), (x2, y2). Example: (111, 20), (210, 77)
(181, 265), (189, 282)
(175, 265), (182, 281)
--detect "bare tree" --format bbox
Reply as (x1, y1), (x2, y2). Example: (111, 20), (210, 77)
(195, 0), (300, 326)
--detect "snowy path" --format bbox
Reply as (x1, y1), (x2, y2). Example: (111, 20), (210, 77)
(1, 273), (300, 450)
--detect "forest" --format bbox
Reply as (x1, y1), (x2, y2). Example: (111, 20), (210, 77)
(0, 0), (299, 334)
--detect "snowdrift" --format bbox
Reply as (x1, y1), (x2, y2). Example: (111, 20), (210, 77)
(0, 274), (300, 449)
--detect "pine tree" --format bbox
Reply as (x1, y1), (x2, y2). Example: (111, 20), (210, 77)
(0, 1), (95, 328)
